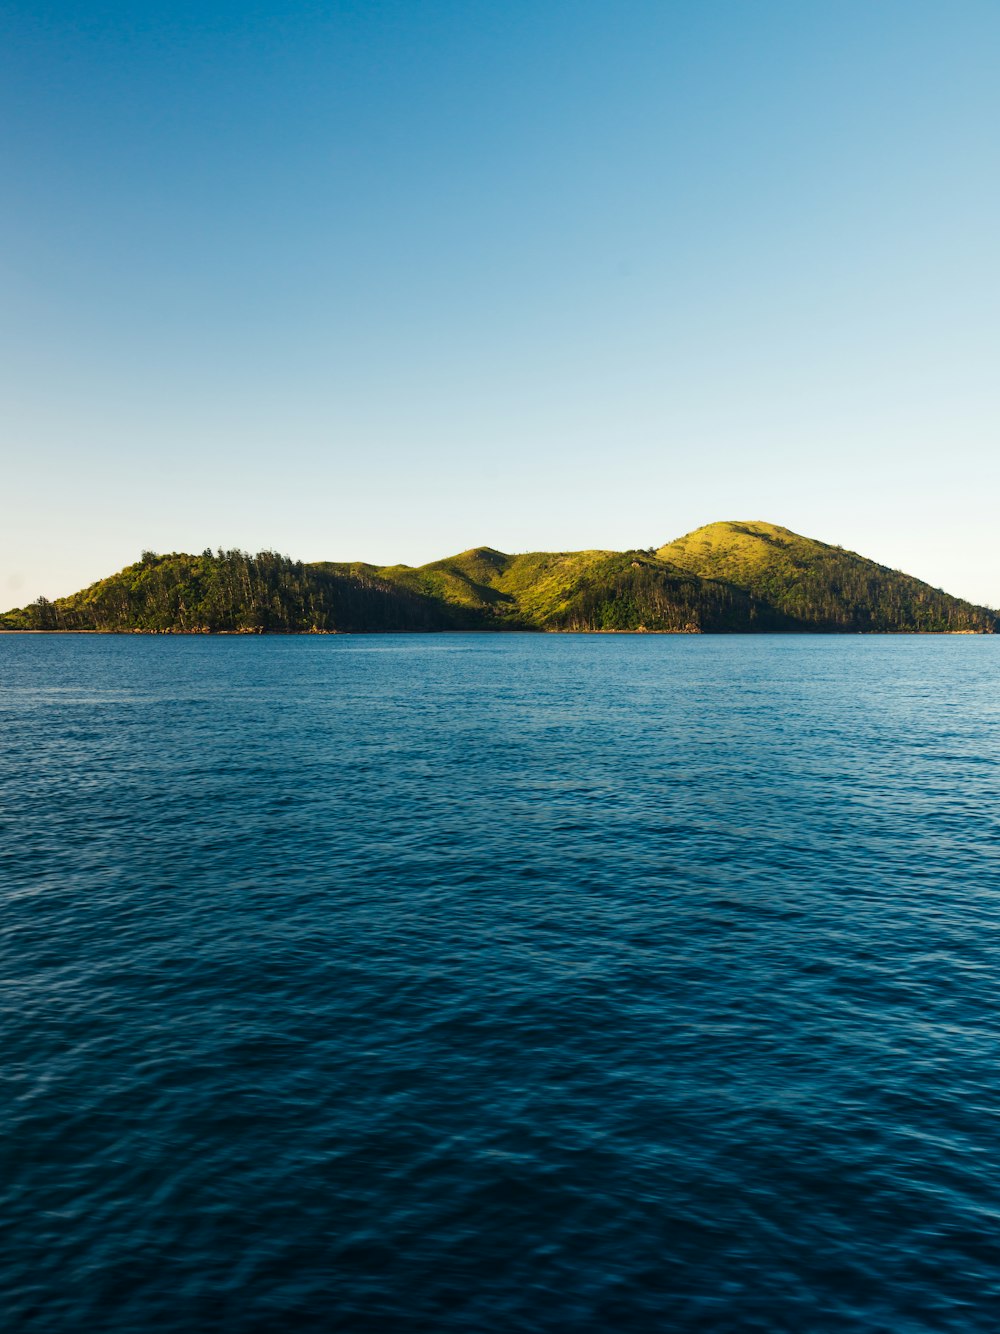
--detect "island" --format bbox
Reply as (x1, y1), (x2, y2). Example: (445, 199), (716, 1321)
(2, 521), (996, 634)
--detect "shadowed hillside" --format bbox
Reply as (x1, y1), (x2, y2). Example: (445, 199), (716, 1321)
(2, 525), (996, 633)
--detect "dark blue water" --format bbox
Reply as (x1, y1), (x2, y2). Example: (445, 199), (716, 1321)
(3, 634), (1000, 1332)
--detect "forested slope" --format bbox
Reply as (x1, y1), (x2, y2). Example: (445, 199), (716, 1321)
(0, 550), (448, 633)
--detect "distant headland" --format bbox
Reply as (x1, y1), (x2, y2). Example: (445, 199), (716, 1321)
(2, 522), (996, 635)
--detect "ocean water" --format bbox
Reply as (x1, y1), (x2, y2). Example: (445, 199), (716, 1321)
(2, 632), (1000, 1333)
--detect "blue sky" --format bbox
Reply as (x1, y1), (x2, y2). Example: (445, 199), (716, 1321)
(2, 1), (998, 605)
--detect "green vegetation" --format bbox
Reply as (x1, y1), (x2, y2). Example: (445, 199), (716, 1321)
(658, 522), (998, 633)
(0, 550), (446, 634)
(2, 523), (996, 633)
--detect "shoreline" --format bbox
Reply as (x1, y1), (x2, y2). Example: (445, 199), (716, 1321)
(0, 628), (994, 638)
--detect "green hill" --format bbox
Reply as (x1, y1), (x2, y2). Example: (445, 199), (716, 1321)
(2, 523), (995, 633)
(0, 550), (448, 634)
(658, 521), (997, 633)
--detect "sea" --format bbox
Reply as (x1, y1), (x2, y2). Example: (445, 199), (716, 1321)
(2, 632), (999, 1332)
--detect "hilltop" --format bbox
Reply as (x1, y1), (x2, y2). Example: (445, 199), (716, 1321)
(2, 523), (995, 634)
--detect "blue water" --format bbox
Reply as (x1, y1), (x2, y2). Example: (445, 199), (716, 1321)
(2, 633), (1000, 1332)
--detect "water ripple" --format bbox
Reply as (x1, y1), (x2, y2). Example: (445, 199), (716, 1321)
(2, 633), (999, 1330)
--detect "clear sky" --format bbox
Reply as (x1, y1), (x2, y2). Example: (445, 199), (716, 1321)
(2, 0), (998, 606)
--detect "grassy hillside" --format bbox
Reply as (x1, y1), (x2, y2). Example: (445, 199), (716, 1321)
(2, 524), (995, 633)
(338, 547), (791, 632)
(658, 521), (997, 633)
(315, 548), (519, 628)
(490, 550), (785, 632)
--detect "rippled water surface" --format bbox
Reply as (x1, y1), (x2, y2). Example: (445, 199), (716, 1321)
(3, 633), (1000, 1331)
